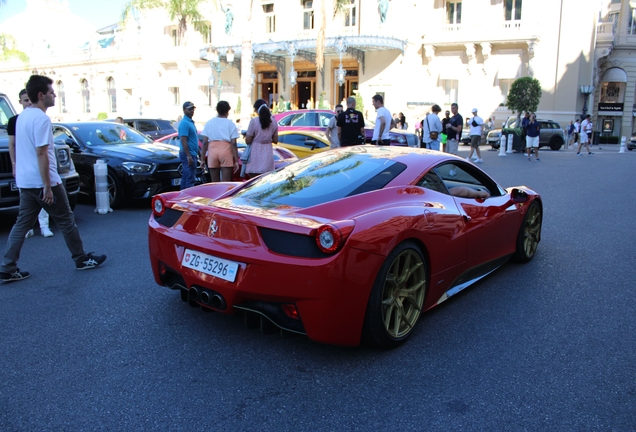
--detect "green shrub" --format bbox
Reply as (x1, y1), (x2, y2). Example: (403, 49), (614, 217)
(97, 112), (108, 120)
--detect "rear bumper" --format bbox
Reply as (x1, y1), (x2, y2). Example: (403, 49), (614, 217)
(148, 218), (384, 346)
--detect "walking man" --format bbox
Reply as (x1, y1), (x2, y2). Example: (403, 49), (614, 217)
(7, 89), (54, 238)
(1, 75), (106, 283)
(371, 94), (392, 145)
(326, 104), (343, 149)
(466, 108), (484, 162)
(577, 114), (594, 156)
(422, 104), (443, 151)
(337, 97), (365, 147)
(178, 101), (199, 189)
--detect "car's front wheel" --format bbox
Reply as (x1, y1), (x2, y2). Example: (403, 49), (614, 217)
(363, 241), (427, 348)
(512, 201), (542, 263)
(107, 171), (124, 209)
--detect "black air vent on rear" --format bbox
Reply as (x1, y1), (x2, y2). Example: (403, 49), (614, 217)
(259, 228), (330, 258)
(156, 208), (183, 227)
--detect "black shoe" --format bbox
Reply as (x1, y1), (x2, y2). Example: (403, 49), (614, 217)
(75, 253), (107, 270)
(0, 269), (30, 283)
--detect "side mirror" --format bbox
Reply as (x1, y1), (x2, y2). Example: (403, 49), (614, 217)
(511, 188), (529, 203)
(145, 134), (154, 141)
(304, 140), (317, 150)
(65, 138), (80, 150)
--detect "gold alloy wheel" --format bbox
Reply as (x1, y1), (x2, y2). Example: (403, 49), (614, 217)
(381, 250), (426, 339)
(522, 203), (542, 258)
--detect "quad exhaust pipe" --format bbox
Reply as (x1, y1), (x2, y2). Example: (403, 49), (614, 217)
(185, 286), (226, 310)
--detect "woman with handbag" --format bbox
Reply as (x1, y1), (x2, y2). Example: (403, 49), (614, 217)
(423, 105), (443, 150)
(243, 99), (278, 178)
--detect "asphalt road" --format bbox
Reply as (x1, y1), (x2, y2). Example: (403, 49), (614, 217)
(1, 144), (635, 431)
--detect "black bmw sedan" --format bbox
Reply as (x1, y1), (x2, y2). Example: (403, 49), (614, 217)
(52, 122), (197, 208)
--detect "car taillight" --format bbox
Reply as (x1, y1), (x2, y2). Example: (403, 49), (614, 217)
(314, 221), (355, 254)
(152, 195), (166, 217)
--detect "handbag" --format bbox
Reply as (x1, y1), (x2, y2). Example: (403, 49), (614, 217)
(240, 144), (252, 177)
(426, 116), (439, 141)
(472, 119), (479, 127)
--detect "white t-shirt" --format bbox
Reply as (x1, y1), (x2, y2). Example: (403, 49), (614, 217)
(201, 117), (239, 142)
(582, 118), (593, 134)
(469, 115), (484, 136)
(15, 107), (61, 188)
(326, 115), (340, 148)
(574, 122), (581, 133)
(373, 106), (392, 140)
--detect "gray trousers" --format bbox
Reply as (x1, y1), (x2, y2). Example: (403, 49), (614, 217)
(1, 185), (85, 273)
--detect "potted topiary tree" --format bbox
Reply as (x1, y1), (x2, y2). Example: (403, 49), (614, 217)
(504, 77), (542, 152)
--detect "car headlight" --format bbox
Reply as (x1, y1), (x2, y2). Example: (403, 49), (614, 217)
(56, 148), (69, 166)
(122, 162), (154, 173)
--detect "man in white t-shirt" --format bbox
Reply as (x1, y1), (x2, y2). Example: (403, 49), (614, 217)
(577, 114), (594, 156)
(325, 104), (343, 149)
(1, 75), (106, 283)
(371, 94), (392, 145)
(200, 100), (240, 182)
(466, 108), (484, 163)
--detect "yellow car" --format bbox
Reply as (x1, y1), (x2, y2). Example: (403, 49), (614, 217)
(276, 131), (331, 159)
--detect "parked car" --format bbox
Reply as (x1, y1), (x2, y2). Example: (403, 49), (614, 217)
(157, 132), (299, 181)
(0, 92), (80, 211)
(107, 118), (176, 140)
(52, 121), (202, 208)
(148, 146), (542, 347)
(628, 134), (636, 150)
(277, 130), (331, 159)
(487, 116), (565, 151)
(273, 109), (419, 147)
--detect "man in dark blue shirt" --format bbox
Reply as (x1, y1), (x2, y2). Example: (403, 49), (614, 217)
(178, 101), (198, 189)
(337, 97), (365, 147)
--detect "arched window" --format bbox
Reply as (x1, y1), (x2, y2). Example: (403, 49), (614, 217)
(81, 79), (90, 113)
(107, 77), (117, 113)
(57, 80), (66, 113)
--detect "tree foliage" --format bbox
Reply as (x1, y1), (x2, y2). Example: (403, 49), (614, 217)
(121, 0), (210, 44)
(0, 33), (29, 63)
(506, 77), (542, 115)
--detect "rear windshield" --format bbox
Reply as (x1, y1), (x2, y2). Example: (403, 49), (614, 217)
(233, 150), (406, 208)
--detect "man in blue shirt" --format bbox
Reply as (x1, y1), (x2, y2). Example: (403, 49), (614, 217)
(178, 101), (198, 189)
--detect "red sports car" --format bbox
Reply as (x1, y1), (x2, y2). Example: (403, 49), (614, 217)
(148, 146), (542, 347)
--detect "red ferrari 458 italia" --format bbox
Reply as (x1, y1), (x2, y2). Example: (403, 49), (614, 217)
(148, 146), (542, 347)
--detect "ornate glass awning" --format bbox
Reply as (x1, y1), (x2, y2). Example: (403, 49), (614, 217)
(199, 35), (406, 89)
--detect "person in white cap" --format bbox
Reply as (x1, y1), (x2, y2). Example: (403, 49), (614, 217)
(466, 108), (484, 163)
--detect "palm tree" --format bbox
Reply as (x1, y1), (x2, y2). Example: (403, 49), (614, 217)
(315, 0), (350, 72)
(121, 0), (210, 45)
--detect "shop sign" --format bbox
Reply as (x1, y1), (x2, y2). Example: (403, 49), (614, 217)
(598, 103), (623, 111)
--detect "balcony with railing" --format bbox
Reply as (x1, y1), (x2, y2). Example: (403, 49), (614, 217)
(424, 20), (539, 46)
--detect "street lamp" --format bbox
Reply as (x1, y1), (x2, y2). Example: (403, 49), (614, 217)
(580, 85), (594, 119)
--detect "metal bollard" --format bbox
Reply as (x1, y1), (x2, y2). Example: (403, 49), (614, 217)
(498, 136), (507, 156)
(94, 159), (112, 214)
(619, 136), (626, 153)
(506, 134), (514, 153)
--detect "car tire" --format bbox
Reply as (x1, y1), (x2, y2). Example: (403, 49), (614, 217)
(512, 201), (542, 263)
(107, 171), (124, 209)
(549, 136), (564, 151)
(363, 241), (427, 348)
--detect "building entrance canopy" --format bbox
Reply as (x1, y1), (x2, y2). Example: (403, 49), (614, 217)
(199, 35), (406, 89)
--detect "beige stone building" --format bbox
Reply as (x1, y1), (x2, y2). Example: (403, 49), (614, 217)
(0, 0), (615, 136)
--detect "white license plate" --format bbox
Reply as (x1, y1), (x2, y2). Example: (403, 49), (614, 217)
(182, 248), (239, 282)
(10, 182), (18, 191)
(172, 178), (181, 186)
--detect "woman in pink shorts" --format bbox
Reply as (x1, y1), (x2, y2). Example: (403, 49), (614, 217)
(244, 99), (278, 176)
(201, 101), (240, 182)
